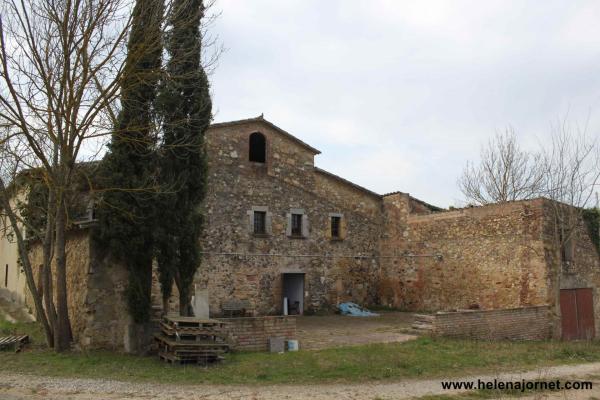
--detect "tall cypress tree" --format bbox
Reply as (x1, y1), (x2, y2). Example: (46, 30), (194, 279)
(94, 0), (164, 323)
(156, 0), (212, 316)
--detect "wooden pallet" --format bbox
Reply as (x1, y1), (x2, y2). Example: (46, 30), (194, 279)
(159, 321), (230, 339)
(155, 334), (230, 350)
(159, 351), (224, 364)
(162, 316), (229, 329)
(0, 335), (29, 352)
(156, 316), (230, 365)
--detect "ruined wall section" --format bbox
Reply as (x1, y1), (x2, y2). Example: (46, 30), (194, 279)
(27, 231), (91, 343)
(384, 199), (551, 311)
(27, 231), (132, 350)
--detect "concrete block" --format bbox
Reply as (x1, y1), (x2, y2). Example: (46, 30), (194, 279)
(268, 337), (285, 353)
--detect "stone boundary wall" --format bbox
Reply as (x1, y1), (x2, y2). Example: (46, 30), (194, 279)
(433, 306), (551, 340)
(219, 316), (296, 351)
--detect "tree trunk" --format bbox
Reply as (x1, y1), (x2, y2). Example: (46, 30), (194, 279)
(42, 187), (57, 340)
(53, 190), (72, 351)
(176, 280), (193, 317)
(173, 270), (194, 317)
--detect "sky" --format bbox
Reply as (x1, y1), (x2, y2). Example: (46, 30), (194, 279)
(208, 0), (600, 207)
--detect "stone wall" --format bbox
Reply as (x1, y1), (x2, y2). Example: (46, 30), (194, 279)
(27, 231), (92, 342)
(540, 200), (600, 337)
(433, 306), (552, 340)
(198, 118), (383, 316)
(27, 231), (134, 351)
(220, 316), (296, 351)
(382, 199), (552, 311)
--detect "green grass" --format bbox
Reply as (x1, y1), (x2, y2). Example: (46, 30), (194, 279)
(0, 317), (45, 343)
(2, 319), (600, 385)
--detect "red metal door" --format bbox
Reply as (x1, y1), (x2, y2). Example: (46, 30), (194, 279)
(560, 288), (595, 340)
(560, 289), (579, 340)
(576, 288), (595, 340)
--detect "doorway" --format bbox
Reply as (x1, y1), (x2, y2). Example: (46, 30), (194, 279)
(282, 273), (304, 315)
(560, 288), (595, 340)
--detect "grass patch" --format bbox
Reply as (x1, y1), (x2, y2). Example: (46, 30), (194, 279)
(2, 319), (600, 385)
(418, 381), (565, 400)
(0, 318), (44, 344)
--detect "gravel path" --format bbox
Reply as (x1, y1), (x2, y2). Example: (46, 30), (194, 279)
(1, 362), (600, 400)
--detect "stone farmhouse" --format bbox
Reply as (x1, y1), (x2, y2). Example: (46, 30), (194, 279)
(1, 115), (599, 350)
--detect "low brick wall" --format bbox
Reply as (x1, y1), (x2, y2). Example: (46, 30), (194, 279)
(433, 306), (552, 340)
(219, 316), (297, 351)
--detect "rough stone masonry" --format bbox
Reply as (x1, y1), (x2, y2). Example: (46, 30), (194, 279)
(4, 115), (599, 350)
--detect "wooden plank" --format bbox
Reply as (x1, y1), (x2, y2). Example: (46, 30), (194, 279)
(159, 322), (229, 337)
(576, 288), (595, 340)
(560, 289), (579, 340)
(154, 334), (230, 348)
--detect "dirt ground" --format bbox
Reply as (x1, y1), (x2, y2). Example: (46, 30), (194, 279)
(2, 362), (600, 400)
(296, 311), (418, 350)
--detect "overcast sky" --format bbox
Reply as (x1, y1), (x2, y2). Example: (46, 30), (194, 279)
(209, 0), (600, 207)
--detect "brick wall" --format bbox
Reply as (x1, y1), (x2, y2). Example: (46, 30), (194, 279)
(433, 306), (552, 340)
(219, 316), (297, 351)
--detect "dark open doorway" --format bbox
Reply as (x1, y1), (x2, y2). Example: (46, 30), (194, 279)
(282, 273), (304, 315)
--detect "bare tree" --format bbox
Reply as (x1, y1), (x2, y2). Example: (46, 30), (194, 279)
(539, 119), (600, 338)
(0, 0), (221, 350)
(459, 128), (544, 205)
(0, 0), (134, 351)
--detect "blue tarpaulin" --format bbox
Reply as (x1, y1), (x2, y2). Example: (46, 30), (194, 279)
(338, 302), (379, 317)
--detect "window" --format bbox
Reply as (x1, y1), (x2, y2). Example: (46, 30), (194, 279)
(328, 213), (344, 240)
(249, 132), (266, 163)
(287, 209), (308, 238)
(253, 211), (267, 235)
(331, 216), (341, 239)
(248, 206), (271, 236)
(4, 264), (8, 287)
(291, 214), (303, 236)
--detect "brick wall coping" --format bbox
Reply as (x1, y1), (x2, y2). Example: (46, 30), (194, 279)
(217, 315), (298, 321)
(435, 305), (549, 315)
(407, 198), (545, 223)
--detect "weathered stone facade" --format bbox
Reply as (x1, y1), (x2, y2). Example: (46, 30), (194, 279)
(197, 118), (383, 316)
(2, 116), (599, 350)
(380, 199), (551, 311)
(26, 232), (133, 350)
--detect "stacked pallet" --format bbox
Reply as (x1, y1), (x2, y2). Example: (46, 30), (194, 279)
(0, 335), (28, 352)
(155, 316), (230, 365)
(411, 314), (435, 333)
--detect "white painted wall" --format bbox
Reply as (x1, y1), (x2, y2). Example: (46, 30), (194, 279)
(0, 195), (29, 305)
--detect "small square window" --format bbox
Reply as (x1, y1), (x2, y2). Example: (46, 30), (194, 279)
(291, 213), (303, 236)
(331, 216), (341, 239)
(253, 211), (266, 235)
